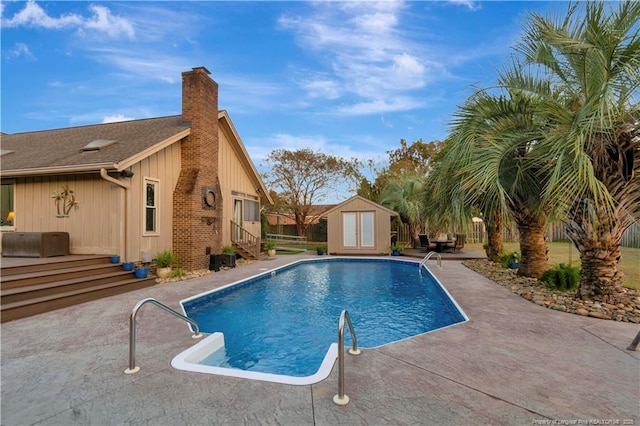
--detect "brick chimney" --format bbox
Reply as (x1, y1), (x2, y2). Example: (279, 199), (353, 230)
(173, 66), (222, 271)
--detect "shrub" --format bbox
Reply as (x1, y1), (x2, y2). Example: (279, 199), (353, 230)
(539, 264), (580, 292)
(154, 250), (177, 268)
(169, 268), (187, 278)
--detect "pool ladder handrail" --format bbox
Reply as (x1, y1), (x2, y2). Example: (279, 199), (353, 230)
(125, 297), (204, 374)
(419, 251), (442, 274)
(333, 309), (361, 406)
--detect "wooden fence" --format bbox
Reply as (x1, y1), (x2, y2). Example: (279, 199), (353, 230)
(266, 220), (640, 248)
(471, 221), (640, 248)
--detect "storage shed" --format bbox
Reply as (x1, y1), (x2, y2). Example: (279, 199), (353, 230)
(323, 195), (398, 255)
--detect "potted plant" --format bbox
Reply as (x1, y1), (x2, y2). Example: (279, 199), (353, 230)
(221, 245), (237, 268)
(122, 261), (135, 271)
(134, 263), (149, 279)
(265, 240), (277, 257)
(110, 255), (120, 264)
(316, 245), (327, 255)
(390, 244), (404, 256)
(154, 250), (177, 279)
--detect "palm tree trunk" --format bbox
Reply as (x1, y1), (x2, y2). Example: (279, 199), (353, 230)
(483, 211), (503, 262)
(564, 211), (626, 304)
(516, 222), (548, 278)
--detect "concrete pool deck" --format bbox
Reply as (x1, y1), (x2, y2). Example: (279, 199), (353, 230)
(1, 254), (638, 425)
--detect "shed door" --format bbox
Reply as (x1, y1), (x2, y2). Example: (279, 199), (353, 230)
(342, 211), (374, 249)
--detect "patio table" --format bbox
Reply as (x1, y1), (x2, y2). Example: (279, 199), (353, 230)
(432, 239), (455, 252)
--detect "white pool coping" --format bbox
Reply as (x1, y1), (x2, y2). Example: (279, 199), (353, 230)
(171, 332), (339, 386)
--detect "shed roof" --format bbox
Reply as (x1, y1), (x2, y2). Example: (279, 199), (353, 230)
(322, 195), (398, 217)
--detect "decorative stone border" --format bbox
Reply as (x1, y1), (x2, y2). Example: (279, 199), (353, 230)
(464, 259), (640, 323)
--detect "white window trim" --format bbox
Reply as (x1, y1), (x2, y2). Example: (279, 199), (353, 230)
(143, 177), (160, 236)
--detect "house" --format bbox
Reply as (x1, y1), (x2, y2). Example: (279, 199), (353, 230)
(0, 66), (272, 271)
(323, 195), (398, 255)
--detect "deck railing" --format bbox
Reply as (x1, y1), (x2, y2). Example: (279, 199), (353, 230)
(231, 221), (260, 259)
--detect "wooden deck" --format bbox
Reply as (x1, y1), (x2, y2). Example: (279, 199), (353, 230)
(0, 254), (156, 322)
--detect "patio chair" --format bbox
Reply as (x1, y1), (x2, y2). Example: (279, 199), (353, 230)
(452, 234), (466, 252)
(418, 234), (430, 252)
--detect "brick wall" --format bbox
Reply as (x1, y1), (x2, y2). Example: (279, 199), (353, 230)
(173, 66), (222, 271)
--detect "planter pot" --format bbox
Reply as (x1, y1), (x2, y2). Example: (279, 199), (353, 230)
(392, 250), (400, 256)
(122, 262), (135, 271)
(317, 250), (324, 255)
(134, 268), (148, 279)
(221, 253), (236, 268)
(268, 249), (276, 257)
(110, 255), (120, 264)
(156, 267), (172, 278)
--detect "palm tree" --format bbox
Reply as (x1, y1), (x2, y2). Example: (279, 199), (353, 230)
(510, 1), (640, 302)
(424, 138), (502, 261)
(380, 175), (426, 248)
(445, 90), (554, 278)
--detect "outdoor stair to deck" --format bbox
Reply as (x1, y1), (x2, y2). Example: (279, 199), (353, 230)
(233, 242), (259, 260)
(0, 256), (156, 323)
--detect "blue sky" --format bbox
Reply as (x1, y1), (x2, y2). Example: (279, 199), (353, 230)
(1, 1), (566, 187)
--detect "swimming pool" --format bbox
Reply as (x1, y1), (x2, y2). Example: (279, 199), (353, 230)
(172, 257), (467, 385)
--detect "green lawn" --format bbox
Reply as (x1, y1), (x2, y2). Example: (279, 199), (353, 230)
(464, 242), (640, 290)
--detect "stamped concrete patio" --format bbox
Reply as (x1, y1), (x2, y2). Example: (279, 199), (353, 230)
(1, 253), (638, 425)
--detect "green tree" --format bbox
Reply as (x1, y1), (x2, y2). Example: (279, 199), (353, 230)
(438, 89), (554, 277)
(262, 149), (362, 237)
(379, 174), (426, 248)
(424, 138), (503, 261)
(511, 1), (640, 302)
(358, 139), (442, 203)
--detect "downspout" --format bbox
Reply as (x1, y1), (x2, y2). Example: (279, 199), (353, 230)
(100, 168), (129, 261)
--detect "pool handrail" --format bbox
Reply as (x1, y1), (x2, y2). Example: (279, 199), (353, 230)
(333, 309), (361, 406)
(125, 297), (204, 374)
(419, 251), (442, 273)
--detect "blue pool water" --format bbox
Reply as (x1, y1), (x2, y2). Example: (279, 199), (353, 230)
(179, 257), (466, 380)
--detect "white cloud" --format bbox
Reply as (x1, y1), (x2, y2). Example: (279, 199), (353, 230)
(337, 96), (425, 116)
(7, 42), (36, 60)
(102, 114), (135, 124)
(85, 46), (188, 84)
(448, 0), (482, 11)
(82, 5), (134, 39)
(1, 0), (134, 39)
(278, 1), (439, 116)
(302, 77), (342, 99)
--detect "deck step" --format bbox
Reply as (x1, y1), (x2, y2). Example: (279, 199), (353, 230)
(0, 255), (112, 277)
(1, 277), (155, 323)
(0, 256), (156, 323)
(1, 270), (143, 304)
(0, 263), (130, 289)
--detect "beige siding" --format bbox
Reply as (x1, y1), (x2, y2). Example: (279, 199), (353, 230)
(125, 143), (182, 262)
(218, 128), (262, 244)
(3, 175), (121, 255)
(1, 143), (182, 261)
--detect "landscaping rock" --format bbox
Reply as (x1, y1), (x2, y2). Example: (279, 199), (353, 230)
(464, 259), (640, 323)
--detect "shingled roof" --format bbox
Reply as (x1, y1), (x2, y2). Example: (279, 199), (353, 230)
(0, 115), (190, 176)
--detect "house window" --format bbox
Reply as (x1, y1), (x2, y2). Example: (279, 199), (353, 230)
(243, 199), (259, 222)
(1, 182), (15, 227)
(144, 179), (159, 234)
